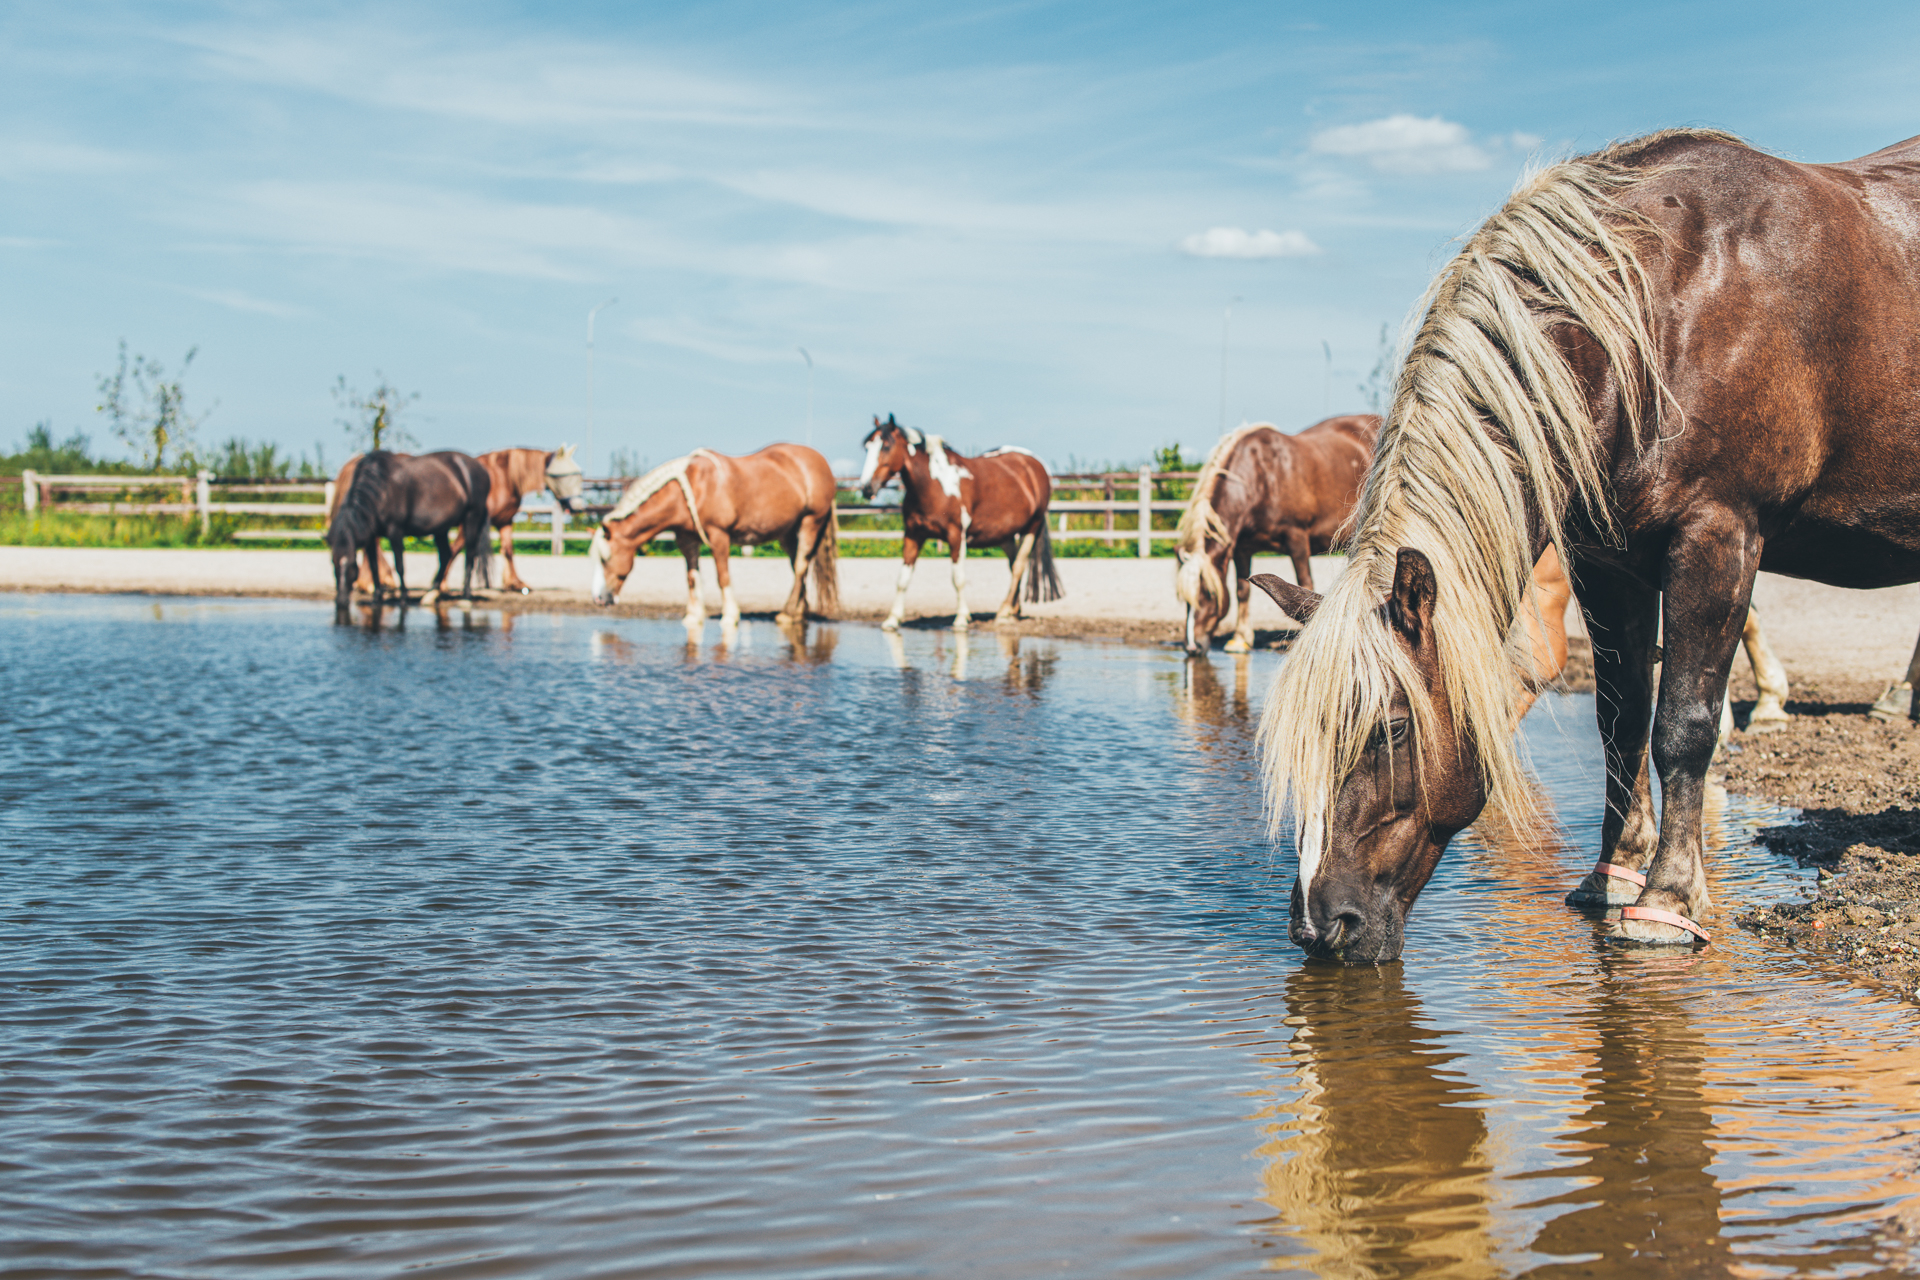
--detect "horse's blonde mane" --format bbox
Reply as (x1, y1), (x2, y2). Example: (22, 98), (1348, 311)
(1175, 423), (1276, 611)
(1258, 135), (1707, 862)
(607, 450), (712, 531)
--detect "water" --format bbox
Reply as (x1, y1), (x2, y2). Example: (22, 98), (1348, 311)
(2, 594), (1917, 1278)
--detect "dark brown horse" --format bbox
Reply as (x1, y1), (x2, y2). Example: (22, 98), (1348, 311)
(328, 450), (492, 611)
(588, 444), (839, 628)
(1254, 129), (1920, 961)
(1174, 416), (1378, 653)
(858, 414), (1061, 630)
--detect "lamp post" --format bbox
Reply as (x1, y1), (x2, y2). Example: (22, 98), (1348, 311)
(587, 297), (617, 470)
(1219, 296), (1242, 435)
(798, 347), (814, 447)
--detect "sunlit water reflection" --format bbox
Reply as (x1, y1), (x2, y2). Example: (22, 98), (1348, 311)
(1, 595), (1915, 1278)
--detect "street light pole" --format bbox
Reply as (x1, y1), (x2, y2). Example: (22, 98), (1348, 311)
(587, 297), (617, 470)
(1219, 296), (1241, 435)
(797, 347), (814, 447)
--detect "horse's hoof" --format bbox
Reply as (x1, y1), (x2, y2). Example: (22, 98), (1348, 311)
(419, 590), (440, 606)
(994, 612), (1019, 628)
(775, 612), (798, 626)
(1746, 713), (1789, 734)
(1223, 636), (1252, 654)
(881, 617), (902, 632)
(1566, 873), (1640, 909)
(953, 619), (970, 633)
(1608, 904), (1711, 948)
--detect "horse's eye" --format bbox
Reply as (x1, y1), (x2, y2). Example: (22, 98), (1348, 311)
(1388, 717), (1410, 745)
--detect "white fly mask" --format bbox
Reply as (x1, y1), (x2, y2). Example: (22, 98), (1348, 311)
(546, 445), (585, 511)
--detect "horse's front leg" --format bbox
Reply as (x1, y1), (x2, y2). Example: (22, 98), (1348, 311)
(949, 530), (970, 631)
(389, 535), (408, 606)
(1566, 562), (1660, 909)
(501, 522), (530, 594)
(1225, 544), (1256, 654)
(421, 531), (454, 606)
(1617, 521), (1759, 946)
(995, 530), (1036, 625)
(882, 536), (922, 632)
(709, 530), (740, 632)
(676, 532), (707, 630)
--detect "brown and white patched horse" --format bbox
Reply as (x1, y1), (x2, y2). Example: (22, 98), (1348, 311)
(447, 445), (585, 593)
(588, 444), (839, 629)
(1255, 129), (1916, 962)
(858, 414), (1062, 631)
(1174, 416), (1378, 654)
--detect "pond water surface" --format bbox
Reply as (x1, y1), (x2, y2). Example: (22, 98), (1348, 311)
(3, 595), (1918, 1278)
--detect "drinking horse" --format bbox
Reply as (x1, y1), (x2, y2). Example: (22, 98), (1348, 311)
(1174, 415), (1379, 654)
(446, 445), (586, 593)
(858, 415), (1062, 631)
(588, 444), (839, 628)
(327, 450), (492, 610)
(1253, 129), (1918, 961)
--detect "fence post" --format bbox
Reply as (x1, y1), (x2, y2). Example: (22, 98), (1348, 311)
(323, 479), (336, 526)
(21, 469), (36, 515)
(196, 470), (212, 537)
(551, 502), (565, 557)
(1103, 477), (1114, 545)
(1137, 465), (1151, 559)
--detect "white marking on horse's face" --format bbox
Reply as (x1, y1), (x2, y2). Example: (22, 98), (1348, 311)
(859, 437), (884, 488)
(589, 528), (618, 605)
(1296, 802), (1326, 901)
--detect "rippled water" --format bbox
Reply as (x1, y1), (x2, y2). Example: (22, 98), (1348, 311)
(3, 594), (1917, 1278)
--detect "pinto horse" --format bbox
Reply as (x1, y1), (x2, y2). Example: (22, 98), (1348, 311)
(1252, 128), (1912, 962)
(327, 450), (492, 611)
(858, 415), (1062, 631)
(445, 445), (585, 593)
(588, 444), (839, 628)
(1174, 416), (1378, 653)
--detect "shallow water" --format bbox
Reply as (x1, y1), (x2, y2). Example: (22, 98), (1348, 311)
(2, 595), (1917, 1279)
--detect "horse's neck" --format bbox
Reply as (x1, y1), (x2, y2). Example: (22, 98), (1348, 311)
(506, 449), (546, 497)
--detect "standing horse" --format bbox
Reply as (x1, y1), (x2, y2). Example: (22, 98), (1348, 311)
(588, 444), (839, 629)
(858, 414), (1062, 631)
(1251, 129), (1920, 961)
(1175, 416), (1378, 654)
(327, 450), (492, 610)
(329, 452), (403, 592)
(445, 445), (585, 593)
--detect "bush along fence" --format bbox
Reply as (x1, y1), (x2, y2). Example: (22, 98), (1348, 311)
(7, 467), (1203, 557)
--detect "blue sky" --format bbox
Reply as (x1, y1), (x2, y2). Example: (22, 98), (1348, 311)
(4, 2), (1918, 474)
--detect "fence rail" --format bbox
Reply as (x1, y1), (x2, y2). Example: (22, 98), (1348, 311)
(15, 464), (1204, 558)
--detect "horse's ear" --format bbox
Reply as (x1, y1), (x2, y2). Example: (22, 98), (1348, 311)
(1388, 547), (1437, 650)
(1248, 573), (1321, 623)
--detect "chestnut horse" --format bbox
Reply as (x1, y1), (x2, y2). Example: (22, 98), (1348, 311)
(1254, 129), (1915, 962)
(446, 445), (585, 593)
(1174, 416), (1378, 654)
(858, 414), (1062, 631)
(326, 450), (491, 611)
(588, 444), (839, 628)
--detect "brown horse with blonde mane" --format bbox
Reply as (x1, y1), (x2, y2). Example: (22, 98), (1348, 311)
(1255, 128), (1918, 962)
(858, 414), (1062, 631)
(1174, 416), (1378, 654)
(589, 444), (839, 629)
(446, 445), (585, 593)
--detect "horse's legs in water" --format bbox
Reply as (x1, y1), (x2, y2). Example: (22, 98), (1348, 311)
(949, 532), (970, 632)
(1566, 562), (1660, 909)
(676, 531), (707, 630)
(709, 529), (740, 632)
(419, 531), (455, 606)
(777, 518), (819, 625)
(881, 536), (923, 632)
(1619, 523), (1758, 944)
(1224, 544), (1256, 654)
(364, 540), (384, 605)
(389, 534), (408, 605)
(1742, 606), (1790, 730)
(995, 529), (1037, 625)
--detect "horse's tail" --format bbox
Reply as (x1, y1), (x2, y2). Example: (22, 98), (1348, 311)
(1025, 518), (1065, 603)
(467, 461), (493, 588)
(810, 505), (841, 617)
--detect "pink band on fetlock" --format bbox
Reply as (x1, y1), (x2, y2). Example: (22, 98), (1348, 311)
(1621, 905), (1711, 943)
(1593, 862), (1647, 887)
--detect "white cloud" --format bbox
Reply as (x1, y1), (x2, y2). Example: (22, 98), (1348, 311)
(187, 288), (308, 319)
(1309, 114), (1492, 174)
(1178, 227), (1319, 259)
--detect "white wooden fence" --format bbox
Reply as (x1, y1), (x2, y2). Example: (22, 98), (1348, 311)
(13, 465), (1200, 559)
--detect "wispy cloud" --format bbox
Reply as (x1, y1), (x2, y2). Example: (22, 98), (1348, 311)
(1309, 114), (1492, 174)
(0, 139), (143, 179)
(186, 288), (308, 319)
(1178, 227), (1319, 259)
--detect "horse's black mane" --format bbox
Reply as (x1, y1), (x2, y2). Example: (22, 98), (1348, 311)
(330, 450), (395, 552)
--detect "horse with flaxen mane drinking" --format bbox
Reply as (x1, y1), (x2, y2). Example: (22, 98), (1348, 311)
(327, 450), (493, 611)
(858, 414), (1061, 631)
(1174, 416), (1378, 654)
(1252, 129), (1920, 962)
(588, 443), (839, 629)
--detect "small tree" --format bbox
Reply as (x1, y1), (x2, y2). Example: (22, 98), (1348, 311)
(333, 374), (420, 452)
(96, 341), (212, 471)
